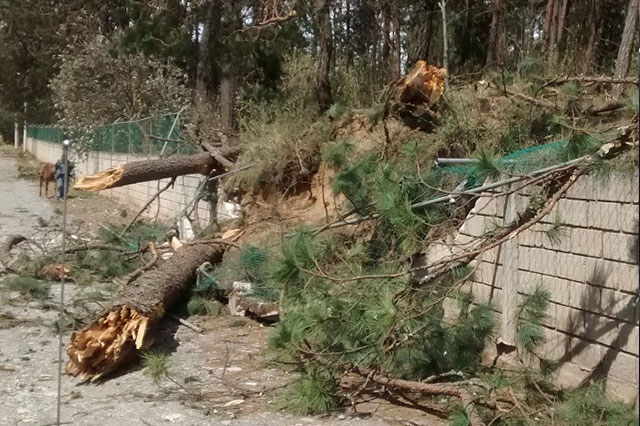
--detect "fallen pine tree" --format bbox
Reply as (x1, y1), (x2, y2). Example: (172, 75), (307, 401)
(66, 240), (231, 381)
(74, 152), (222, 192)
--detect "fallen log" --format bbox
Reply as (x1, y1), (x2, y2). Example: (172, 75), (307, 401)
(74, 152), (221, 192)
(66, 241), (227, 381)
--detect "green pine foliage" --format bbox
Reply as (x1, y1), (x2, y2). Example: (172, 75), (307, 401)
(475, 150), (502, 181)
(279, 368), (340, 415)
(323, 139), (354, 171)
(545, 214), (569, 246)
(7, 276), (51, 299)
(516, 286), (551, 354)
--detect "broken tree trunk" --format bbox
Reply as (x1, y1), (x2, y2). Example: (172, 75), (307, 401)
(66, 242), (227, 381)
(75, 153), (221, 192)
(391, 60), (447, 130)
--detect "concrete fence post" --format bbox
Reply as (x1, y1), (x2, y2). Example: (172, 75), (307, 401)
(499, 183), (520, 347)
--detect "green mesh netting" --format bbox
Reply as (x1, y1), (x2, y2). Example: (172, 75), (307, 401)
(27, 113), (197, 155)
(432, 138), (590, 191)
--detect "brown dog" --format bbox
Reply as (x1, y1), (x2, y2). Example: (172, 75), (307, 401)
(38, 162), (55, 198)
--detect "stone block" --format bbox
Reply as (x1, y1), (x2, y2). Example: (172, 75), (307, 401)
(569, 228), (603, 258)
(591, 174), (636, 203)
(607, 351), (639, 383)
(605, 378), (639, 406)
(620, 324), (639, 355)
(556, 305), (585, 335)
(603, 232), (638, 264)
(600, 289), (637, 323)
(522, 247), (556, 276)
(541, 328), (570, 360)
(554, 252), (589, 283)
(583, 313), (619, 347)
(603, 261), (639, 294)
(588, 201), (638, 233)
(553, 362), (591, 389)
(557, 199), (590, 227)
(475, 194), (505, 217)
(570, 338), (605, 370)
(541, 275), (573, 307)
(460, 213), (485, 237)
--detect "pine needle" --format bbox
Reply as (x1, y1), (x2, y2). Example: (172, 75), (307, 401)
(545, 214), (568, 246)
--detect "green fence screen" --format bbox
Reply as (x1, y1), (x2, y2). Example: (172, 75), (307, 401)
(27, 113), (196, 156)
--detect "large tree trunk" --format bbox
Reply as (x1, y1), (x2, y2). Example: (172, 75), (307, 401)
(74, 153), (221, 192)
(613, 0), (639, 96)
(315, 0), (333, 111)
(66, 242), (227, 381)
(581, 0), (604, 74)
(219, 61), (237, 132)
(195, 0), (221, 102)
(392, 5), (401, 79)
(407, 2), (435, 66)
(486, 0), (506, 66)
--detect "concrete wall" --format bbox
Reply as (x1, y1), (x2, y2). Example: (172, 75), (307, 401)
(25, 137), (233, 229)
(438, 170), (639, 406)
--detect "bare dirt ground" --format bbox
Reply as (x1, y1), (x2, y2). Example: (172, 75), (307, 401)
(0, 146), (447, 426)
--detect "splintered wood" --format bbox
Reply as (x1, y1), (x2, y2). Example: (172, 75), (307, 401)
(74, 166), (124, 192)
(66, 305), (154, 382)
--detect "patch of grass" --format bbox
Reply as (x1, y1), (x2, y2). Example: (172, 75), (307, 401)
(558, 384), (638, 426)
(70, 269), (93, 287)
(7, 276), (51, 299)
(187, 295), (222, 316)
(229, 319), (247, 327)
(54, 314), (82, 332)
(141, 351), (170, 384)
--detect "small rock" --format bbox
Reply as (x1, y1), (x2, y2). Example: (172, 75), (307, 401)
(19, 356), (30, 361)
(162, 413), (184, 423)
(223, 399), (245, 407)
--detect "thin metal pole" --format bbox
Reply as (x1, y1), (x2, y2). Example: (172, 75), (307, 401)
(56, 140), (71, 426)
(160, 108), (184, 158)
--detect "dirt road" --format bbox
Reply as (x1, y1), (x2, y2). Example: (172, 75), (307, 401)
(1, 148), (435, 426)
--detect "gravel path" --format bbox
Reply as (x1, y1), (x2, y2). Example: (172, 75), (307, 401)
(0, 149), (426, 426)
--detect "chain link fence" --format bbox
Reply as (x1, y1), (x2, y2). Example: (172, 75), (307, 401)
(27, 113), (196, 156)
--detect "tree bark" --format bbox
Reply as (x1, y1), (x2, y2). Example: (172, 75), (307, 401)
(613, 0), (639, 96)
(581, 0), (604, 74)
(219, 60), (237, 132)
(195, 0), (221, 102)
(315, 0), (333, 111)
(392, 4), (401, 78)
(354, 367), (486, 426)
(407, 2), (435, 66)
(74, 153), (221, 192)
(486, 0), (505, 66)
(382, 1), (392, 74)
(66, 242), (227, 381)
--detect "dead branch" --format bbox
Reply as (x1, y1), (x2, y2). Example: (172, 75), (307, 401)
(504, 88), (556, 108)
(541, 75), (639, 88)
(168, 313), (203, 334)
(120, 178), (176, 236)
(354, 367), (486, 426)
(585, 101), (625, 115)
(121, 243), (159, 285)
